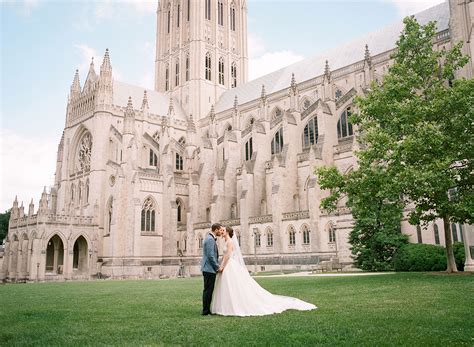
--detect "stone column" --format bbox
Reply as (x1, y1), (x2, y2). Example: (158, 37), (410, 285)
(462, 224), (474, 272)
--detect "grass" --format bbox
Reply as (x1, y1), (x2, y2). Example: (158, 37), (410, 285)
(0, 272), (473, 346)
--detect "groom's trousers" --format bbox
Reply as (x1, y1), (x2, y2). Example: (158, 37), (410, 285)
(202, 271), (216, 314)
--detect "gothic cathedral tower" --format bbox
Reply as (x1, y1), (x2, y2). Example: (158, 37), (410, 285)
(155, 0), (248, 120)
(449, 0), (473, 79)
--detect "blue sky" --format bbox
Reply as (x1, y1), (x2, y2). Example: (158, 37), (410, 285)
(0, 0), (444, 211)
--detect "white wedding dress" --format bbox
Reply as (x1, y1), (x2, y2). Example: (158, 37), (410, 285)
(211, 236), (317, 316)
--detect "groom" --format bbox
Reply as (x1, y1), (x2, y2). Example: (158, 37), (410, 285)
(201, 223), (224, 315)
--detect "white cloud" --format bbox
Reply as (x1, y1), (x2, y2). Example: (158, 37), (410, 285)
(8, 0), (40, 16)
(0, 129), (58, 212)
(384, 0), (446, 17)
(249, 51), (304, 81)
(248, 33), (266, 59)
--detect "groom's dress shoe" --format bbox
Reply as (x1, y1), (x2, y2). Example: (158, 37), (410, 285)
(201, 312), (211, 316)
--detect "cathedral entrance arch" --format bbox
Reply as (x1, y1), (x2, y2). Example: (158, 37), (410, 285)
(72, 236), (88, 273)
(45, 235), (64, 274)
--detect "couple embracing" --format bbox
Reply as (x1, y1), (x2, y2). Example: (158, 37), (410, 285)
(201, 223), (317, 317)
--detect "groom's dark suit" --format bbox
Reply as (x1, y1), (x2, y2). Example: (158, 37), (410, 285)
(201, 232), (220, 315)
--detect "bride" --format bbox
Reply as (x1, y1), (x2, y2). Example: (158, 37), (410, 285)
(211, 226), (317, 316)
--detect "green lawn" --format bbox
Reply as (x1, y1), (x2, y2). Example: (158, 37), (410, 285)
(1, 273), (473, 346)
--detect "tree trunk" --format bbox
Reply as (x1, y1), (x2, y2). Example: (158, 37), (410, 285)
(443, 215), (458, 273)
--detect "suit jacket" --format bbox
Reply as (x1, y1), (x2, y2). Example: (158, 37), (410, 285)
(201, 233), (220, 273)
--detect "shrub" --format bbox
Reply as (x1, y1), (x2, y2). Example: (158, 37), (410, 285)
(453, 242), (465, 271)
(393, 243), (447, 271)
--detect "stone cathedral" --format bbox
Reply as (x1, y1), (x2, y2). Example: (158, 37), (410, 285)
(1, 0), (473, 281)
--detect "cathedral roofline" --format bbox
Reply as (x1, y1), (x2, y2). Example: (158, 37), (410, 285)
(215, 2), (449, 113)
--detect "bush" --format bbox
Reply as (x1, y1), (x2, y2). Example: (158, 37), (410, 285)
(453, 242), (465, 271)
(393, 243), (447, 271)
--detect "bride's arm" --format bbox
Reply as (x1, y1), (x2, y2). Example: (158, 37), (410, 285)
(220, 241), (234, 271)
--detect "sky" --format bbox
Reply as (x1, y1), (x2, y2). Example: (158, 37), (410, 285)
(0, 0), (445, 212)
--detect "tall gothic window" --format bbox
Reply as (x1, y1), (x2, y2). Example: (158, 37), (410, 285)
(271, 128), (284, 155)
(255, 231), (261, 247)
(245, 137), (253, 161)
(198, 235), (203, 249)
(187, 0), (190, 21)
(218, 58), (225, 85)
(328, 224), (336, 243)
(302, 225), (310, 245)
(218, 0), (224, 25)
(266, 228), (273, 247)
(165, 65), (169, 91)
(231, 62), (237, 88)
(176, 199), (183, 223)
(289, 227), (296, 246)
(141, 197), (156, 232)
(175, 61), (180, 87)
(71, 183), (75, 204)
(303, 117), (319, 149)
(167, 10), (171, 33)
(451, 224), (458, 242)
(149, 149), (158, 167)
(185, 55), (190, 81)
(85, 179), (89, 203)
(177, 4), (180, 27)
(106, 197), (113, 235)
(230, 5), (236, 31)
(434, 224), (440, 245)
(205, 53), (212, 81)
(176, 153), (184, 171)
(337, 107), (354, 139)
(205, 0), (211, 20)
(78, 132), (92, 172)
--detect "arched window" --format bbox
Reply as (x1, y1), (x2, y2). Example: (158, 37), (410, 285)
(218, 57), (225, 85)
(231, 62), (237, 88)
(78, 181), (83, 204)
(230, 203), (237, 219)
(302, 225), (310, 245)
(434, 224), (440, 245)
(255, 230), (261, 247)
(165, 65), (170, 91)
(205, 0), (211, 20)
(175, 60), (180, 86)
(416, 225), (423, 243)
(176, 199), (183, 223)
(303, 117), (318, 149)
(141, 197), (156, 232)
(106, 197), (113, 235)
(218, 0), (224, 25)
(167, 9), (171, 33)
(245, 137), (253, 161)
(85, 179), (89, 203)
(337, 107), (354, 139)
(177, 4), (180, 28)
(271, 128), (284, 155)
(149, 149), (158, 167)
(77, 132), (92, 173)
(288, 226), (296, 246)
(266, 228), (273, 247)
(206, 207), (211, 222)
(185, 55), (190, 81)
(230, 4), (236, 31)
(187, 0), (190, 21)
(451, 224), (458, 242)
(328, 224), (336, 243)
(71, 183), (75, 204)
(198, 234), (203, 249)
(176, 153), (184, 171)
(205, 53), (211, 81)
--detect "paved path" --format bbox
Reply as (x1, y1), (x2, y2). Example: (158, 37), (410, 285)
(253, 271), (395, 278)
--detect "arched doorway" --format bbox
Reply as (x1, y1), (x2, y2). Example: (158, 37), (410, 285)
(45, 235), (64, 274)
(73, 236), (88, 273)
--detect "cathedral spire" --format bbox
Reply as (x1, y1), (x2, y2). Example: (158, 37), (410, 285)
(123, 96), (135, 135)
(261, 84), (267, 102)
(141, 90), (149, 111)
(324, 60), (331, 82)
(101, 48), (112, 72)
(28, 198), (35, 216)
(84, 57), (98, 92)
(70, 69), (81, 98)
(364, 44), (372, 67)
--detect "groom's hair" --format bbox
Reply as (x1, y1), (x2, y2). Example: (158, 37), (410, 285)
(211, 223), (222, 232)
(226, 226), (234, 238)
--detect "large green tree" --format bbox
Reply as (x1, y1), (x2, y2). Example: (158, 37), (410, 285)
(317, 16), (473, 272)
(0, 209), (10, 242)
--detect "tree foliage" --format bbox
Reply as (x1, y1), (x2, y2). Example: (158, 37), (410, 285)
(317, 16), (473, 272)
(0, 209), (10, 242)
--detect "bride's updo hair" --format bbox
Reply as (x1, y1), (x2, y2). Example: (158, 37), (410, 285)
(226, 226), (234, 238)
